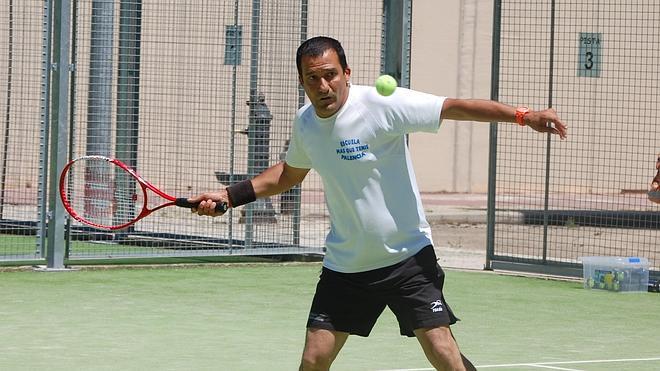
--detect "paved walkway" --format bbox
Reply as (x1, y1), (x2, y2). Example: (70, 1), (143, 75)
(421, 192), (488, 225)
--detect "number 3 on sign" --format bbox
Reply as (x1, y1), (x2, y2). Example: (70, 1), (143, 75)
(584, 51), (594, 70)
(578, 32), (601, 77)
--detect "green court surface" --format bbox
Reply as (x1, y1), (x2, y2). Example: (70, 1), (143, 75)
(1, 264), (659, 370)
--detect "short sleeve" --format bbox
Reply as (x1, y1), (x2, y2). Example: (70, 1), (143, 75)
(284, 118), (313, 169)
(388, 89), (446, 135)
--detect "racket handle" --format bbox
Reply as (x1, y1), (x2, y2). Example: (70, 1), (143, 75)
(175, 198), (228, 213)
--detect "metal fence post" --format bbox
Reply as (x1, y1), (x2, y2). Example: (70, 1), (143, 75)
(381, 0), (411, 88)
(45, 0), (73, 269)
(115, 0), (142, 228)
(36, 0), (54, 259)
(244, 0), (262, 248)
(485, 0), (502, 270)
(288, 0), (309, 247)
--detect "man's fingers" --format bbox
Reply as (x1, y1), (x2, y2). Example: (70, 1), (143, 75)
(547, 115), (568, 138)
(535, 109), (567, 139)
(535, 122), (567, 140)
(189, 198), (220, 216)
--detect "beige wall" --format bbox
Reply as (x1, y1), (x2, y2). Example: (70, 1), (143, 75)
(410, 0), (494, 193)
(408, 0), (660, 196)
(0, 0), (498, 196)
(9, 1), (654, 197)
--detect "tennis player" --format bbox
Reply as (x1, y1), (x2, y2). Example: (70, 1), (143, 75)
(190, 36), (567, 371)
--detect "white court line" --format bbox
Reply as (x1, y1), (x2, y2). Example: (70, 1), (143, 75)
(377, 356), (660, 371)
(527, 365), (581, 371)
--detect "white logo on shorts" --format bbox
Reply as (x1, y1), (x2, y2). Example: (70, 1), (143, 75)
(430, 300), (443, 313)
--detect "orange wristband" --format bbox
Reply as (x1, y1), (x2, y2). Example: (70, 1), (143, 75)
(515, 107), (530, 126)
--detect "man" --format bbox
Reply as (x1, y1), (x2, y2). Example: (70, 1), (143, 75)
(189, 36), (567, 370)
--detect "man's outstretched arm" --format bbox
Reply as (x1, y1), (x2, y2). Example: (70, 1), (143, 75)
(441, 98), (568, 140)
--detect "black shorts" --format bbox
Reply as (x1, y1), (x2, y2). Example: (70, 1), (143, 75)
(306, 245), (458, 337)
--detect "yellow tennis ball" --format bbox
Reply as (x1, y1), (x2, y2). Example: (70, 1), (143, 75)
(375, 74), (397, 96)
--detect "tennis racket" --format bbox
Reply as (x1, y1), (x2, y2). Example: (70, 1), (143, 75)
(59, 155), (227, 230)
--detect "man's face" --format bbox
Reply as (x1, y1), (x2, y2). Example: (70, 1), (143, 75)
(298, 49), (351, 118)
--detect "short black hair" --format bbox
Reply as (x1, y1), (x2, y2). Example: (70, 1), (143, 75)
(296, 36), (348, 76)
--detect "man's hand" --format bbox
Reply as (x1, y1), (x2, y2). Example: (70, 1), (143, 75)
(524, 108), (568, 140)
(650, 156), (660, 204)
(188, 190), (230, 217)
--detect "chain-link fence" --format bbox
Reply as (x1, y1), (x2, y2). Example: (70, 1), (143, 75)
(0, 0), (411, 265)
(488, 0), (660, 277)
(0, 0), (50, 261)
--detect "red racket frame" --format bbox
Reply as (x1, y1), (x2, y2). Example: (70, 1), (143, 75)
(59, 155), (226, 230)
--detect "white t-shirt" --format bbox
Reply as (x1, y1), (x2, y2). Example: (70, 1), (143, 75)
(285, 85), (446, 273)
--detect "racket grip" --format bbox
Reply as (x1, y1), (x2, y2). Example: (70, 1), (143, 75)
(175, 198), (228, 213)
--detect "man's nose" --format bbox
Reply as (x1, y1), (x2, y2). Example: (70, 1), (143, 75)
(318, 78), (330, 93)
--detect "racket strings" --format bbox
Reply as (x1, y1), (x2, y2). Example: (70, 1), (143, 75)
(65, 157), (145, 228)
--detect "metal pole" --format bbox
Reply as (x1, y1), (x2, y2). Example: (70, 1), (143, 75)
(381, 0), (411, 87)
(46, 0), (73, 269)
(542, 0), (557, 264)
(37, 0), (54, 258)
(228, 0), (240, 252)
(244, 0), (262, 248)
(485, 0), (503, 270)
(86, 0), (114, 157)
(116, 0), (141, 166)
(290, 0), (309, 247)
(0, 0), (14, 220)
(382, 0), (412, 148)
(382, 0), (400, 83)
(298, 0), (308, 109)
(115, 0), (141, 228)
(64, 0), (80, 258)
(82, 1), (115, 228)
